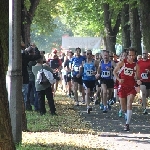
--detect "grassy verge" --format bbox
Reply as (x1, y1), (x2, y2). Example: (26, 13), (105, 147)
(17, 91), (104, 150)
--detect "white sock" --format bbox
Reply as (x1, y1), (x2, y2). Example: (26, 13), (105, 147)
(126, 110), (132, 124)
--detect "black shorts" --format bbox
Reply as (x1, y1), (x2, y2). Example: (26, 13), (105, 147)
(72, 76), (83, 85)
(101, 78), (114, 89)
(64, 74), (71, 83)
(141, 82), (150, 89)
(53, 72), (60, 81)
(83, 80), (96, 91)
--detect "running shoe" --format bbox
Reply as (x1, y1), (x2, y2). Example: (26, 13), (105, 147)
(143, 109), (148, 115)
(103, 106), (108, 113)
(100, 103), (104, 110)
(124, 124), (130, 131)
(118, 110), (122, 117)
(87, 107), (92, 114)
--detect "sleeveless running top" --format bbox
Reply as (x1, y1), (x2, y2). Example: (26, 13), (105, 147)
(101, 60), (113, 79)
(137, 59), (150, 82)
(119, 59), (136, 87)
(82, 61), (96, 80)
(71, 56), (85, 76)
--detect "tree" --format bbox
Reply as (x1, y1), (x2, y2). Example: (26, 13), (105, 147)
(0, 0), (16, 149)
(129, 1), (141, 54)
(140, 0), (150, 51)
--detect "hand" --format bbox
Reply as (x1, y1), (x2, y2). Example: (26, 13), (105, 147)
(76, 74), (80, 78)
(118, 79), (124, 84)
(137, 80), (142, 85)
(95, 74), (100, 79)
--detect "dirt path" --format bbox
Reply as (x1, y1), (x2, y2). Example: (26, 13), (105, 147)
(75, 101), (150, 150)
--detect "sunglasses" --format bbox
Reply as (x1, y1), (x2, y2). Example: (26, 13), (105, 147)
(109, 56), (113, 57)
(87, 53), (92, 55)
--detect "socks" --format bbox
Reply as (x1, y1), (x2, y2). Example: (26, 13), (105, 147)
(126, 110), (132, 124)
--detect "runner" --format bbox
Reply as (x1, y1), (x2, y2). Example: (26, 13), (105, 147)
(96, 50), (116, 113)
(113, 48), (137, 131)
(71, 48), (86, 106)
(80, 50), (97, 113)
(137, 50), (150, 114)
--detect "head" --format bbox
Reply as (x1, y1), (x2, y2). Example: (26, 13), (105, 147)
(86, 50), (92, 59)
(102, 50), (109, 61)
(121, 51), (127, 60)
(52, 53), (58, 59)
(127, 47), (136, 61)
(82, 51), (86, 56)
(26, 46), (34, 54)
(75, 47), (81, 56)
(40, 51), (45, 56)
(36, 55), (43, 64)
(68, 51), (73, 58)
(137, 55), (142, 61)
(142, 50), (148, 60)
(30, 42), (36, 48)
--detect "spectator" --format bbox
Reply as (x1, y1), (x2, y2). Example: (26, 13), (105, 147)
(32, 56), (57, 116)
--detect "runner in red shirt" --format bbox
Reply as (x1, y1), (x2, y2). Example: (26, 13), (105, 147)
(113, 48), (137, 131)
(137, 50), (150, 114)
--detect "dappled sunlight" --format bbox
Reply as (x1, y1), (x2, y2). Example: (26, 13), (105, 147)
(22, 132), (105, 149)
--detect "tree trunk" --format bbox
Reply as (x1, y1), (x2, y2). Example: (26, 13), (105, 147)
(140, 0), (150, 52)
(103, 3), (121, 53)
(129, 2), (142, 54)
(21, 0), (40, 46)
(121, 4), (131, 49)
(0, 1), (16, 149)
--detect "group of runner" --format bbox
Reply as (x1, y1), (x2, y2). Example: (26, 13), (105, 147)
(47, 47), (150, 131)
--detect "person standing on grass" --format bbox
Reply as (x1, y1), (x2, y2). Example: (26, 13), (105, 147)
(113, 48), (137, 131)
(80, 50), (97, 113)
(137, 50), (150, 114)
(32, 56), (57, 116)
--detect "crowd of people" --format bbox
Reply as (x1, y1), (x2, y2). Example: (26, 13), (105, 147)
(21, 42), (150, 131)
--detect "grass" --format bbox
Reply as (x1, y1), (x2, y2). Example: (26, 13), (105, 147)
(16, 90), (104, 150)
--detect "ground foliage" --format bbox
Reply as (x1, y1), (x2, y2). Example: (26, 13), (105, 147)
(17, 91), (105, 150)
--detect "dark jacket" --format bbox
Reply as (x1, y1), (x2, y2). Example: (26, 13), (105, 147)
(22, 47), (41, 84)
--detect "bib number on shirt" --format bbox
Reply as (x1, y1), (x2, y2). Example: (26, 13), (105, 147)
(86, 70), (93, 76)
(124, 67), (133, 76)
(141, 73), (148, 79)
(101, 71), (110, 78)
(74, 66), (79, 72)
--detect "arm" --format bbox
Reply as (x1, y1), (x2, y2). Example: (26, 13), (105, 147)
(113, 61), (124, 82)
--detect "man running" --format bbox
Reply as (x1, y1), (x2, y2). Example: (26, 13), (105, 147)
(113, 48), (137, 131)
(71, 48), (86, 106)
(80, 50), (97, 113)
(137, 50), (150, 114)
(96, 50), (116, 113)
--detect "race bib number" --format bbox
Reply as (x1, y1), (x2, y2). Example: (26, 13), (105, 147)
(101, 71), (110, 78)
(86, 70), (93, 76)
(124, 67), (133, 76)
(141, 73), (148, 79)
(74, 66), (79, 72)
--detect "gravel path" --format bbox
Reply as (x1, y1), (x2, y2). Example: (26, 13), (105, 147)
(75, 102), (150, 150)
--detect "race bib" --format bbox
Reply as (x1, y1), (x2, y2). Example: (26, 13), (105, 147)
(74, 66), (79, 72)
(141, 73), (148, 79)
(124, 67), (133, 76)
(86, 70), (93, 76)
(101, 71), (110, 78)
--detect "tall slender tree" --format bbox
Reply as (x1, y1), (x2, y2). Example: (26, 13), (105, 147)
(0, 0), (16, 149)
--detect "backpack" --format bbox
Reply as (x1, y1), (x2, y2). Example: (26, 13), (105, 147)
(39, 65), (49, 84)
